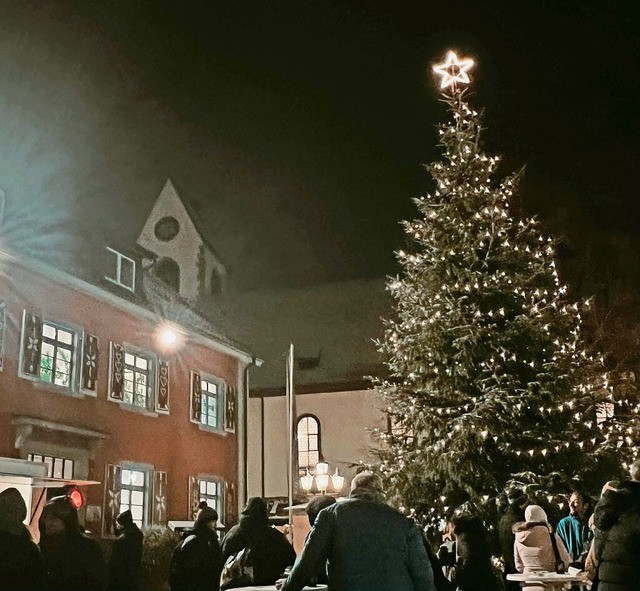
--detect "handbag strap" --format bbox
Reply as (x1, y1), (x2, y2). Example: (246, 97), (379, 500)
(549, 532), (562, 568)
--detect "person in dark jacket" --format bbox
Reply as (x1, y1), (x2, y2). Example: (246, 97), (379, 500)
(0, 487), (46, 591)
(498, 489), (527, 591)
(39, 495), (106, 591)
(593, 480), (640, 591)
(170, 504), (223, 591)
(304, 495), (336, 585)
(222, 497), (296, 587)
(278, 472), (435, 591)
(108, 509), (143, 591)
(450, 514), (498, 591)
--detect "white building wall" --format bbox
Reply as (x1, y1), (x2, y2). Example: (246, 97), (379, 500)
(247, 389), (385, 498)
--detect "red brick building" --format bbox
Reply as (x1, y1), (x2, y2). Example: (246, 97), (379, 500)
(0, 246), (257, 538)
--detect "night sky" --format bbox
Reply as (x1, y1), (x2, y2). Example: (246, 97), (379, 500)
(0, 0), (638, 291)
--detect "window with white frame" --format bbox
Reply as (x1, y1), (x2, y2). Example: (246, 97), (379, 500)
(123, 351), (153, 409)
(198, 477), (223, 518)
(120, 467), (148, 528)
(105, 247), (136, 292)
(39, 322), (75, 388)
(297, 415), (321, 471)
(200, 376), (223, 429)
(27, 453), (74, 479)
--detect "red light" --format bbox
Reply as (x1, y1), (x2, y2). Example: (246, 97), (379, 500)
(67, 487), (84, 509)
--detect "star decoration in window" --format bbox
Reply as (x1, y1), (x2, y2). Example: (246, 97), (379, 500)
(433, 51), (474, 89)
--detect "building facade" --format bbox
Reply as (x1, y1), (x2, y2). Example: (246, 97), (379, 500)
(0, 249), (255, 538)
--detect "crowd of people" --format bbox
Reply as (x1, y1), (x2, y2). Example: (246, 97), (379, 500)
(0, 460), (638, 591)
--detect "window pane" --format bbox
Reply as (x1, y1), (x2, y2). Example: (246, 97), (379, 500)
(131, 505), (143, 522)
(131, 470), (145, 487)
(57, 330), (73, 345)
(43, 457), (53, 478)
(135, 356), (147, 370)
(120, 258), (135, 288)
(125, 353), (135, 366)
(121, 470), (131, 486)
(131, 490), (144, 506)
(63, 460), (74, 479)
(309, 435), (318, 451)
(53, 458), (64, 479)
(42, 324), (56, 339)
(200, 481), (207, 494)
(120, 489), (130, 504)
(41, 342), (55, 357)
(309, 450), (319, 466)
(207, 482), (217, 496)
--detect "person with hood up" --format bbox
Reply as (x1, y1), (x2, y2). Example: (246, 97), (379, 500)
(592, 480), (640, 591)
(39, 494), (106, 590)
(277, 472), (435, 591)
(450, 514), (498, 591)
(0, 487), (46, 590)
(108, 509), (143, 591)
(498, 489), (528, 591)
(169, 503), (223, 591)
(512, 505), (571, 591)
(221, 496), (296, 588)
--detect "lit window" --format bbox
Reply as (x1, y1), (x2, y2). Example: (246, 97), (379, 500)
(123, 351), (153, 409)
(120, 468), (147, 528)
(596, 402), (615, 425)
(105, 247), (136, 292)
(27, 453), (74, 479)
(198, 478), (223, 519)
(297, 415), (321, 471)
(200, 378), (222, 429)
(39, 322), (75, 388)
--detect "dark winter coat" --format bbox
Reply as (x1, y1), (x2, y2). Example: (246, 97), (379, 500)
(171, 524), (223, 591)
(593, 481), (640, 591)
(452, 515), (498, 591)
(108, 522), (144, 590)
(0, 487), (46, 591)
(39, 496), (106, 591)
(498, 505), (525, 575)
(222, 513), (295, 587)
(280, 488), (436, 591)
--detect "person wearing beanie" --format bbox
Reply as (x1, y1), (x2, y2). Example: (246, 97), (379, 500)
(39, 495), (106, 590)
(278, 472), (435, 591)
(169, 501), (223, 591)
(221, 497), (296, 588)
(0, 487), (46, 590)
(512, 505), (571, 591)
(108, 510), (143, 590)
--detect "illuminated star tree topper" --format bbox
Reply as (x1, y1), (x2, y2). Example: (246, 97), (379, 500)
(432, 50), (474, 95)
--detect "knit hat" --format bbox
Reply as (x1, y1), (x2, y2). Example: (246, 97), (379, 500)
(524, 505), (548, 523)
(195, 505), (218, 525)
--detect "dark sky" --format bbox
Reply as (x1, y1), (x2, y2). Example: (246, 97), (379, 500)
(0, 0), (638, 291)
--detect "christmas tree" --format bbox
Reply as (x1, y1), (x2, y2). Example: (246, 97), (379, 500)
(373, 51), (636, 527)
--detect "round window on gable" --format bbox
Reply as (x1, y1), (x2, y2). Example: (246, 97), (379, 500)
(154, 216), (180, 242)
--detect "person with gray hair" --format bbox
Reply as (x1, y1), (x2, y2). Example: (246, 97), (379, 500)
(277, 471), (435, 591)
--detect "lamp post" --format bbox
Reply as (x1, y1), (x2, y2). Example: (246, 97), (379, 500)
(300, 462), (345, 495)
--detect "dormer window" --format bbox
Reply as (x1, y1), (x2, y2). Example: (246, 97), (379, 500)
(105, 247), (136, 292)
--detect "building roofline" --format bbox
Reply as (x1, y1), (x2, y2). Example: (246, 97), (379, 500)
(0, 248), (262, 367)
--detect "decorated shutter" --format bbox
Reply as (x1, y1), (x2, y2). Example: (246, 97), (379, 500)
(0, 301), (6, 372)
(108, 342), (124, 401)
(20, 310), (43, 377)
(190, 371), (202, 423)
(103, 463), (122, 537)
(225, 385), (236, 433)
(81, 334), (99, 394)
(152, 470), (167, 526)
(224, 480), (237, 527)
(155, 359), (170, 414)
(188, 476), (200, 520)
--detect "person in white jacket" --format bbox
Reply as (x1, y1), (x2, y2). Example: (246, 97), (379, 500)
(512, 505), (572, 591)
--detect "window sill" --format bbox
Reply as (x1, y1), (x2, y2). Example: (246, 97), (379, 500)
(197, 423), (226, 436)
(118, 403), (158, 418)
(19, 373), (85, 398)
